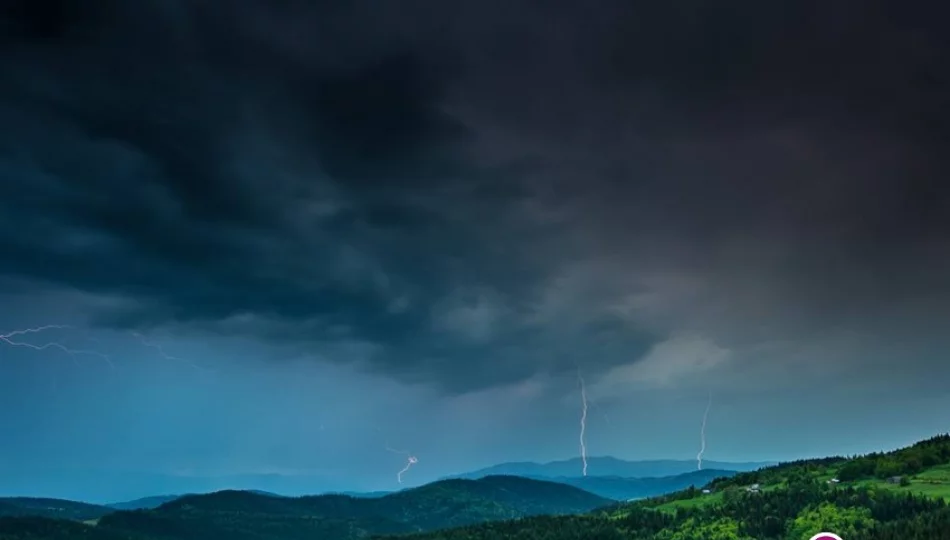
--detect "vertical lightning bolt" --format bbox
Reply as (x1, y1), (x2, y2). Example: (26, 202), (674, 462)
(578, 373), (589, 477)
(384, 442), (418, 484)
(697, 391), (712, 470)
(1, 325), (113, 369)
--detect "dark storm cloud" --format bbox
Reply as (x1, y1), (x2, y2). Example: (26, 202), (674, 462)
(1, 0), (948, 393)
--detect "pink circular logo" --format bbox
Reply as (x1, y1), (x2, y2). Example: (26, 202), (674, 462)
(809, 534), (843, 540)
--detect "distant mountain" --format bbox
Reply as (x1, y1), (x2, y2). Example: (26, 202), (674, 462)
(106, 495), (182, 511)
(328, 490), (392, 498)
(0, 469), (352, 502)
(90, 475), (613, 540)
(106, 489), (382, 512)
(0, 497), (114, 521)
(535, 469), (739, 501)
(454, 457), (774, 480)
(107, 489), (284, 511)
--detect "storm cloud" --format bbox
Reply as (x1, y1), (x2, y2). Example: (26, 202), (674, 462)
(1, 0), (948, 397)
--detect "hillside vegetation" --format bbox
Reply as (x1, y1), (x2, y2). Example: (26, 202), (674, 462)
(0, 516), (141, 540)
(389, 434), (950, 540)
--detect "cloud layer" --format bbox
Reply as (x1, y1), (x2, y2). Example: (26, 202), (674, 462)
(2, 0), (948, 394)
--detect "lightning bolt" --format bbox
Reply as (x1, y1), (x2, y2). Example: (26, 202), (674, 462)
(0, 325), (113, 369)
(578, 372), (589, 477)
(0, 325), (217, 375)
(697, 391), (712, 470)
(130, 332), (213, 373)
(398, 456), (418, 484)
(384, 442), (418, 484)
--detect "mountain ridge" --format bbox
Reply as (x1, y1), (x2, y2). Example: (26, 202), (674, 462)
(92, 474), (614, 540)
(529, 468), (740, 501)
(451, 456), (774, 480)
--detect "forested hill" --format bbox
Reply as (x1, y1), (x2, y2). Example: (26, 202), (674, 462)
(141, 474), (612, 518)
(0, 475), (612, 540)
(707, 433), (950, 492)
(385, 434), (950, 540)
(0, 516), (140, 540)
(0, 497), (114, 521)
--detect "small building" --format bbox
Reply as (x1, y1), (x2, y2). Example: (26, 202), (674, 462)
(886, 476), (903, 484)
(745, 483), (760, 493)
(701, 489), (711, 494)
(827, 478), (841, 484)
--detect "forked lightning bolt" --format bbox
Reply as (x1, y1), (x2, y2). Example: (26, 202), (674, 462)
(130, 332), (212, 372)
(1, 325), (113, 368)
(1, 325), (216, 375)
(385, 442), (418, 484)
(398, 456), (418, 484)
(578, 373), (589, 477)
(697, 392), (712, 470)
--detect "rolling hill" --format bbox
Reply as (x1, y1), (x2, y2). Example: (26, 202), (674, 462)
(540, 469), (739, 501)
(0, 516), (141, 540)
(395, 434), (950, 540)
(105, 490), (311, 510)
(0, 497), (115, 521)
(454, 457), (773, 480)
(0, 475), (611, 540)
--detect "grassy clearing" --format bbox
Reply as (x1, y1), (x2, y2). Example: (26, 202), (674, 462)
(814, 463), (950, 501)
(613, 446), (950, 524)
(860, 470), (950, 501)
(653, 492), (723, 512)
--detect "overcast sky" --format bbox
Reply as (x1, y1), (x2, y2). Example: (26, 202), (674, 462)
(1, 0), (949, 503)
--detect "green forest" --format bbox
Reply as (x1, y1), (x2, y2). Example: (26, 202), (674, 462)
(397, 477), (950, 539)
(394, 434), (950, 540)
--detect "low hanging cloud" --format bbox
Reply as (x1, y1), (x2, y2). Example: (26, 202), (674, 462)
(591, 334), (733, 397)
(0, 0), (948, 395)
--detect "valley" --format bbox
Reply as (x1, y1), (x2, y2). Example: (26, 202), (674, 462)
(3, 435), (950, 539)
